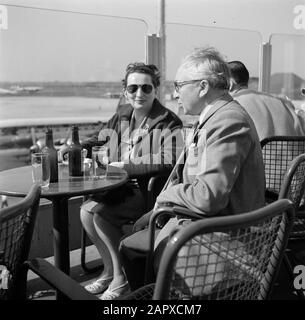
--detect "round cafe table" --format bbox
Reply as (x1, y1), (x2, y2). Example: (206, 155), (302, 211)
(0, 163), (128, 276)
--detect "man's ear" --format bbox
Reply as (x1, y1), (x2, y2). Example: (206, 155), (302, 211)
(199, 80), (209, 97)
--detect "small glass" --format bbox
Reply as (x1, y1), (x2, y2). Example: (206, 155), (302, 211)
(81, 149), (88, 174)
(31, 153), (50, 188)
(92, 146), (109, 178)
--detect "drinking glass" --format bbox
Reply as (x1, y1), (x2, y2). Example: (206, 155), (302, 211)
(31, 153), (50, 188)
(92, 146), (109, 178)
(81, 149), (88, 173)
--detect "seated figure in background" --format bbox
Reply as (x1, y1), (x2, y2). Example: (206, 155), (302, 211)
(228, 60), (305, 141)
(119, 47), (266, 293)
(80, 62), (183, 299)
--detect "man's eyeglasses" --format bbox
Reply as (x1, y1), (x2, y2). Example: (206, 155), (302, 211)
(173, 79), (206, 92)
(126, 84), (153, 94)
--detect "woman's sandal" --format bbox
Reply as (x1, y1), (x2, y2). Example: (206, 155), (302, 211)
(99, 281), (130, 300)
(84, 277), (113, 295)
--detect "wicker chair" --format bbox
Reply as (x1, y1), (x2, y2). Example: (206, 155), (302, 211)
(276, 153), (305, 299)
(26, 199), (294, 300)
(0, 184), (41, 300)
(277, 153), (305, 227)
(261, 136), (305, 204)
(127, 199), (294, 300)
(140, 148), (305, 294)
(261, 137), (305, 299)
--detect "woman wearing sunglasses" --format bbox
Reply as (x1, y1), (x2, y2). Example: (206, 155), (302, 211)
(80, 62), (183, 299)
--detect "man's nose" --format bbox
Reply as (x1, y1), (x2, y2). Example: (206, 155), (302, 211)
(173, 90), (179, 99)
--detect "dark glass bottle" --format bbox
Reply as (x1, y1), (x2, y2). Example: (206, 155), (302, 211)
(68, 126), (83, 176)
(42, 127), (58, 182)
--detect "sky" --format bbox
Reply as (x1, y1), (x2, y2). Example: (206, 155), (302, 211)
(0, 0), (304, 82)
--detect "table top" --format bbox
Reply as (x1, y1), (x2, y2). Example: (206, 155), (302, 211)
(0, 164), (128, 199)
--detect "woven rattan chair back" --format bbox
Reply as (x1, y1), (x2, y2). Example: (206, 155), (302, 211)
(261, 137), (305, 240)
(261, 136), (305, 195)
(0, 184), (41, 300)
(152, 199), (294, 300)
(278, 153), (305, 240)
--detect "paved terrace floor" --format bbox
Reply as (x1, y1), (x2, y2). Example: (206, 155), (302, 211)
(27, 245), (102, 300)
(26, 244), (302, 300)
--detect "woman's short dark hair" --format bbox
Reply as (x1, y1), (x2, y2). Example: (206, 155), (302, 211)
(122, 62), (160, 88)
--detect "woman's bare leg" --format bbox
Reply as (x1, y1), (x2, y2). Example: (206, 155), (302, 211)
(80, 201), (113, 279)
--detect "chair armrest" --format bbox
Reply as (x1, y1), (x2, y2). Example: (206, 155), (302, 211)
(147, 174), (169, 193)
(144, 206), (176, 283)
(147, 205), (203, 254)
(172, 205), (203, 220)
(144, 205), (203, 284)
(153, 203), (203, 220)
(25, 258), (99, 300)
(146, 174), (169, 211)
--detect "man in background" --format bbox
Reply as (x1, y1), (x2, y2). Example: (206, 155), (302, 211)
(228, 60), (305, 141)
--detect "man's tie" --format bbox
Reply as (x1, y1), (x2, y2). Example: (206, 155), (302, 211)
(169, 120), (200, 185)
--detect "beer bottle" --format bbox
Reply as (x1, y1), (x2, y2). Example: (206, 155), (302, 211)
(43, 127), (58, 183)
(68, 125), (83, 176)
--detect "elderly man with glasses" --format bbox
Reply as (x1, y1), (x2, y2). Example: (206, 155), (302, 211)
(119, 47), (266, 293)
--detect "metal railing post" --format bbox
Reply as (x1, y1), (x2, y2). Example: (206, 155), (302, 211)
(259, 42), (272, 93)
(146, 34), (163, 102)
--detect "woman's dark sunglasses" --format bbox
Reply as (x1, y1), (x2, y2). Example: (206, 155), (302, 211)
(126, 84), (153, 94)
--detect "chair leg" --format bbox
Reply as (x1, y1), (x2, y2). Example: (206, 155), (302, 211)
(283, 251), (305, 300)
(80, 227), (103, 274)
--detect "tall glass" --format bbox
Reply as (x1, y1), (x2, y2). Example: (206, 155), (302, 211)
(92, 146), (109, 178)
(31, 153), (50, 188)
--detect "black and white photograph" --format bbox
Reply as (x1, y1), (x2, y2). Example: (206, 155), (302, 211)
(0, 0), (305, 312)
